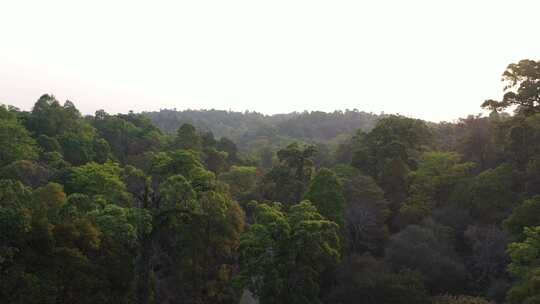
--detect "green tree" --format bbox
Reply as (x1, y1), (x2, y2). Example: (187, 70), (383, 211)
(150, 149), (205, 181)
(217, 137), (239, 163)
(0, 160), (50, 188)
(379, 157), (410, 224)
(504, 196), (540, 240)
(385, 223), (468, 293)
(175, 123), (202, 150)
(0, 118), (38, 167)
(58, 132), (96, 165)
(507, 226), (540, 303)
(219, 166), (259, 201)
(456, 115), (500, 171)
(66, 161), (131, 205)
(304, 168), (345, 226)
(334, 165), (390, 255)
(432, 295), (493, 304)
(464, 225), (509, 301)
(466, 164), (519, 224)
(482, 59), (540, 116)
(263, 143), (317, 205)
(352, 115), (432, 178)
(398, 152), (474, 227)
(157, 189), (244, 304)
(238, 201), (340, 304)
(92, 110), (163, 164)
(26, 94), (83, 137)
(328, 254), (430, 304)
(124, 161), (243, 304)
(37, 134), (62, 153)
(203, 147), (228, 174)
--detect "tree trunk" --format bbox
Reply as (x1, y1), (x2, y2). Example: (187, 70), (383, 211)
(137, 234), (154, 304)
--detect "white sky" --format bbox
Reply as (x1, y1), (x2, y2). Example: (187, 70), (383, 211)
(1, 0), (539, 122)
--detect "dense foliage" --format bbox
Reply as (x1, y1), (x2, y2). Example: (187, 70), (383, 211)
(3, 59), (540, 303)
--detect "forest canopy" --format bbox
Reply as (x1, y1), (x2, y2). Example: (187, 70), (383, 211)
(3, 59), (540, 304)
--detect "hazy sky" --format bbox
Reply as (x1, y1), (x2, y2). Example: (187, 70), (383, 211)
(1, 0), (539, 121)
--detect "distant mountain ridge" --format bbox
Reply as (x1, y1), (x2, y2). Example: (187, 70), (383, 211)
(143, 109), (383, 148)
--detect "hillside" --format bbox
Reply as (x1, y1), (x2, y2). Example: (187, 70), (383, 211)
(143, 109), (382, 148)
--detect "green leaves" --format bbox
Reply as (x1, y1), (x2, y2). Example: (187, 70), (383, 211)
(219, 165), (258, 200)
(507, 226), (540, 303)
(263, 143), (317, 205)
(66, 161), (131, 205)
(304, 168), (345, 226)
(482, 59), (540, 116)
(158, 174), (197, 211)
(399, 152), (475, 226)
(150, 149), (204, 179)
(175, 123), (202, 150)
(505, 196), (540, 240)
(0, 118), (38, 167)
(239, 201), (340, 304)
(89, 204), (151, 246)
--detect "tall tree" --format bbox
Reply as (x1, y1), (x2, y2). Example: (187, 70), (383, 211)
(304, 168), (345, 227)
(334, 165), (390, 255)
(262, 143), (317, 205)
(175, 123), (202, 151)
(482, 59), (540, 116)
(398, 152), (474, 227)
(238, 201), (340, 304)
(328, 254), (430, 304)
(0, 116), (39, 167)
(504, 196), (540, 240)
(507, 226), (540, 303)
(385, 223), (468, 294)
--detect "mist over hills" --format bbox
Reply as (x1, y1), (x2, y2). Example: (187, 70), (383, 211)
(143, 108), (383, 148)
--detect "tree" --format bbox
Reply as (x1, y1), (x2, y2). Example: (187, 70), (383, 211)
(150, 149), (205, 181)
(379, 157), (410, 222)
(262, 143), (317, 205)
(432, 295), (493, 304)
(482, 59), (540, 116)
(217, 137), (239, 163)
(66, 161), (131, 206)
(92, 111), (163, 164)
(26, 94), (83, 137)
(352, 115), (432, 178)
(32, 182), (67, 215)
(464, 225), (509, 301)
(37, 134), (62, 153)
(501, 114), (540, 170)
(385, 223), (468, 293)
(219, 166), (259, 201)
(155, 189), (244, 304)
(327, 254), (430, 304)
(93, 138), (111, 164)
(466, 164), (519, 224)
(504, 196), (540, 240)
(334, 165), (390, 256)
(58, 132), (97, 165)
(398, 152), (474, 227)
(456, 116), (500, 171)
(0, 118), (38, 167)
(0, 160), (50, 188)
(123, 157), (243, 304)
(525, 155), (540, 196)
(304, 168), (345, 227)
(175, 123), (202, 150)
(202, 148), (228, 174)
(351, 116), (431, 220)
(507, 226), (540, 304)
(238, 201), (340, 304)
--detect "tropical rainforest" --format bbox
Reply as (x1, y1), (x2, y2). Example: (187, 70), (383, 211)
(2, 59), (540, 304)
